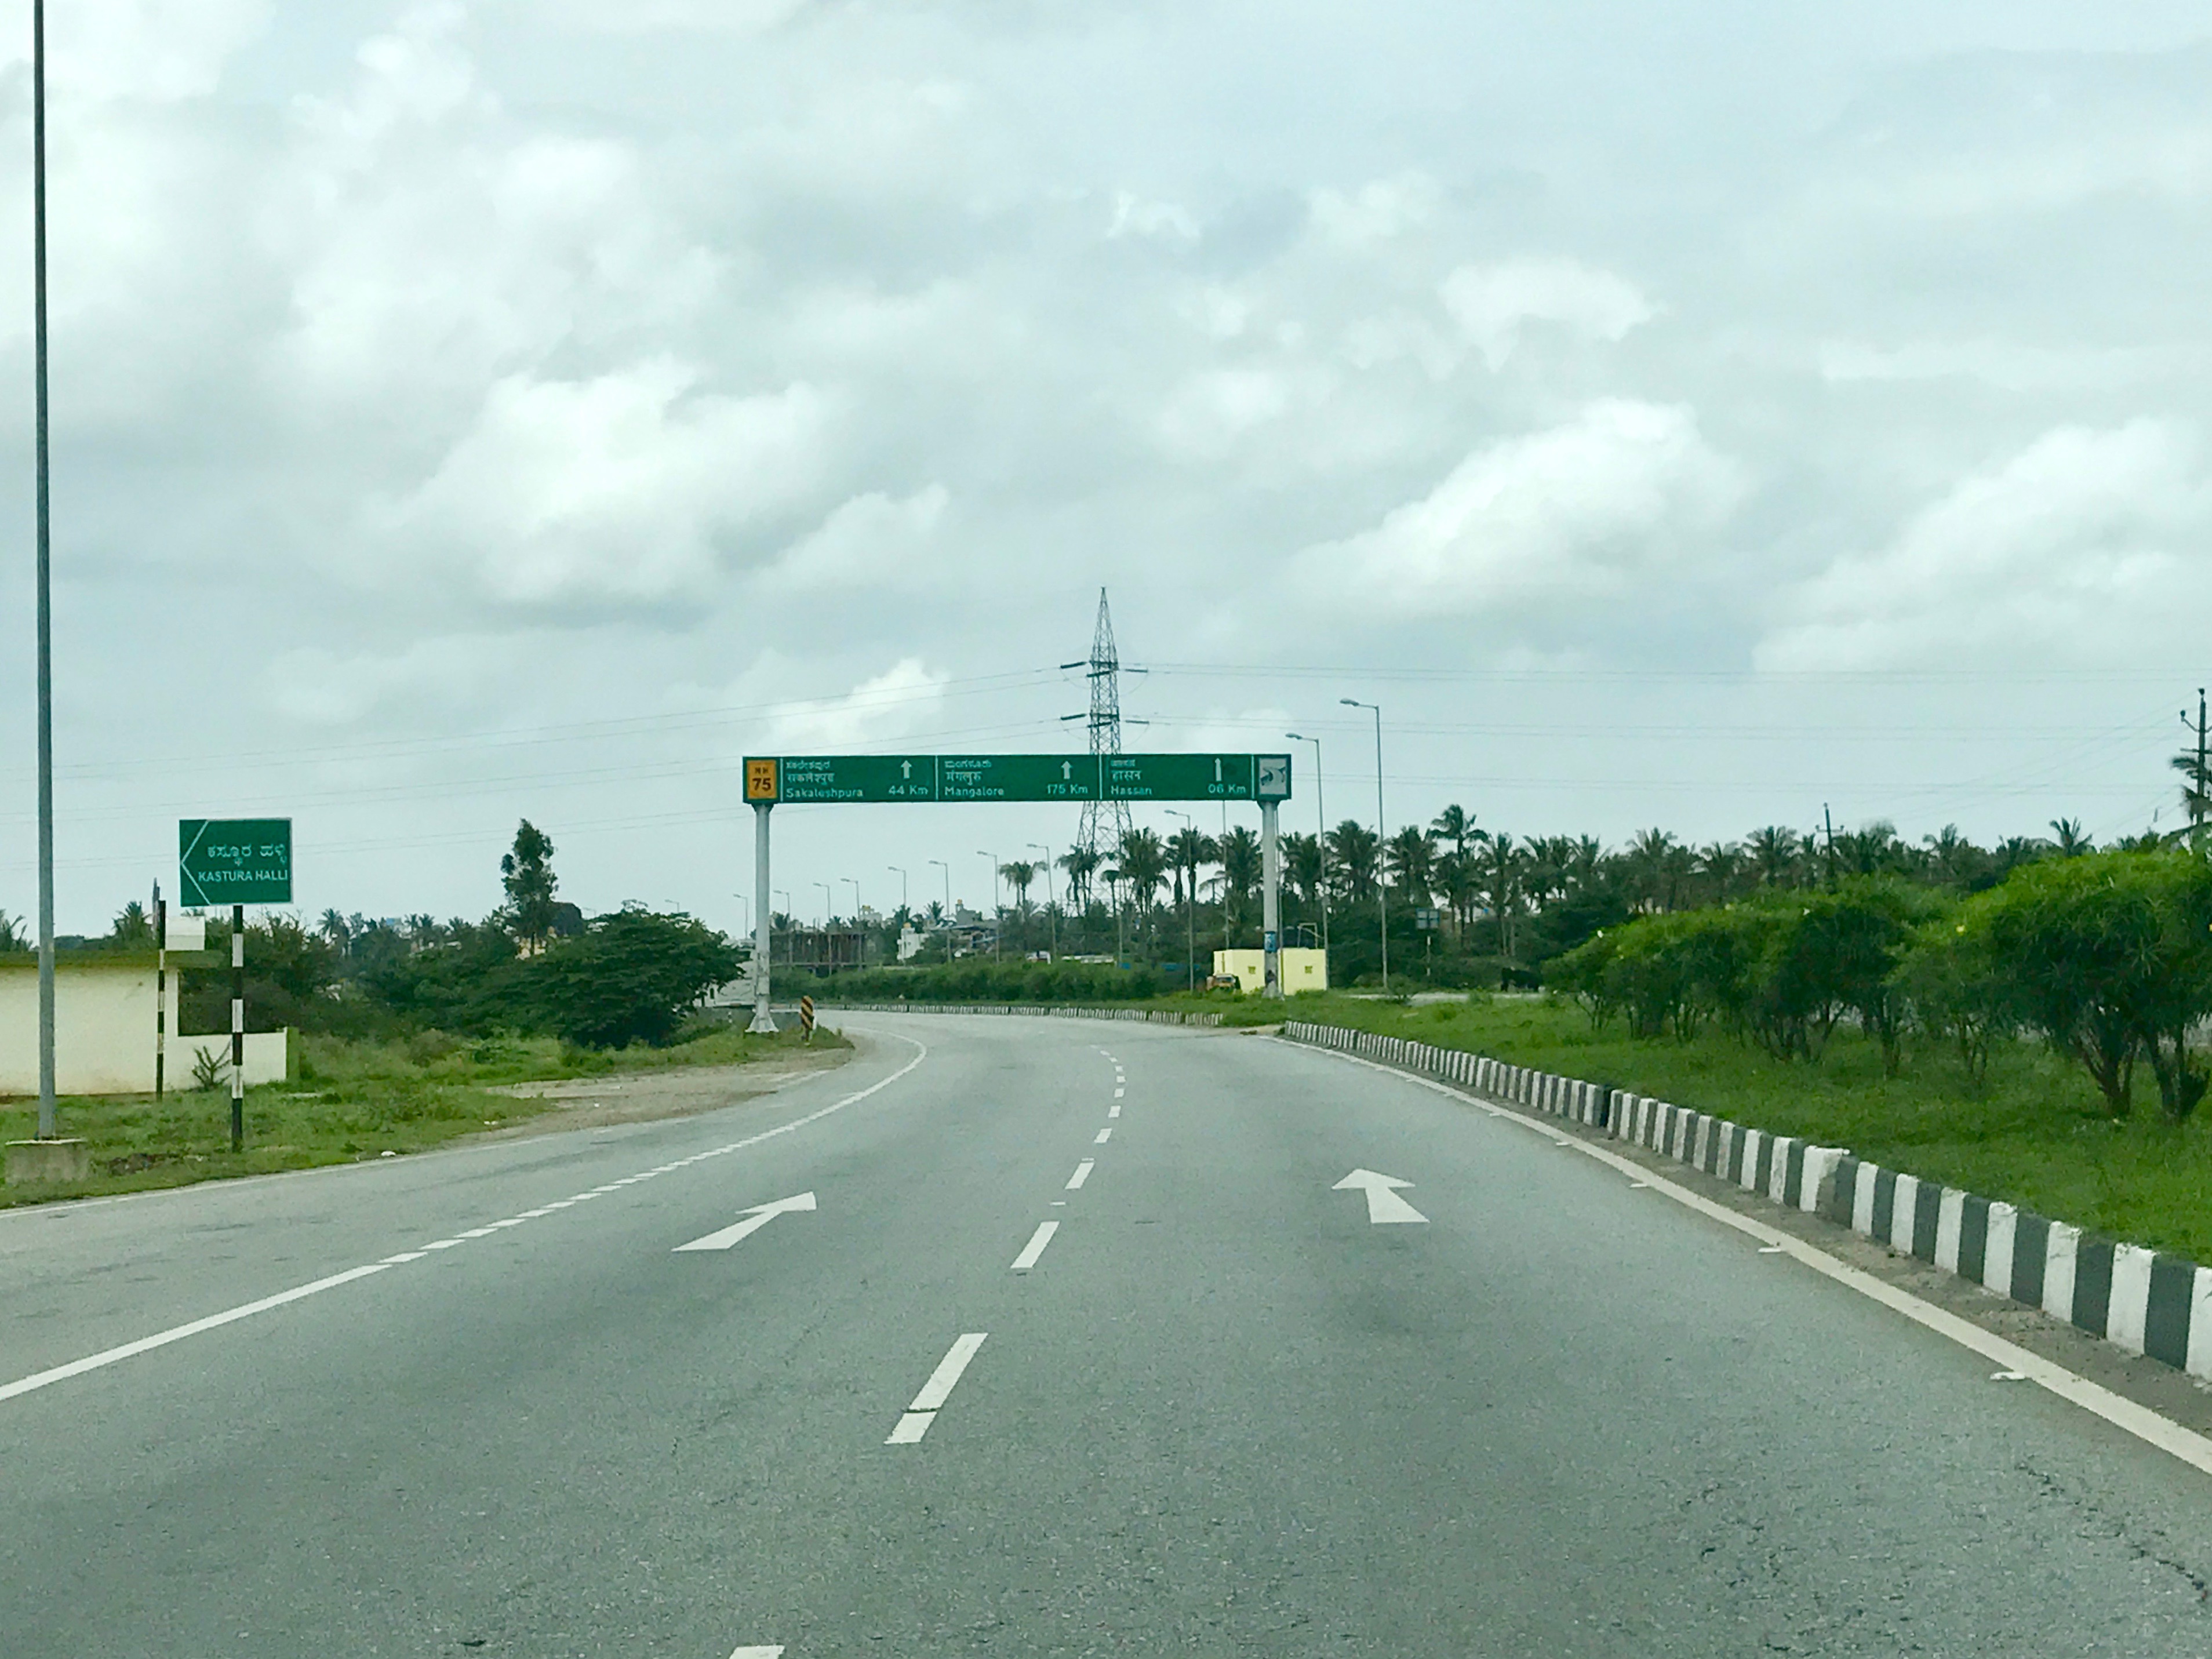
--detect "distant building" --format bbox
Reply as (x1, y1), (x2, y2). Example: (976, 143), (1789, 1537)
(1211, 947), (1329, 995)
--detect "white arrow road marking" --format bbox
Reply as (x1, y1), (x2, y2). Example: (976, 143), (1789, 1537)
(1333, 1169), (1428, 1225)
(1066, 1159), (1094, 1190)
(1010, 1221), (1059, 1272)
(673, 1191), (817, 1252)
(887, 1332), (988, 1443)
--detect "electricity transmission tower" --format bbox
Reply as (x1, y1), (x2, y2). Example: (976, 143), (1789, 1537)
(1064, 588), (1136, 869)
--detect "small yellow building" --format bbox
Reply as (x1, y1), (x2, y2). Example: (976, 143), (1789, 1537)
(0, 958), (289, 1096)
(1210, 947), (1328, 995)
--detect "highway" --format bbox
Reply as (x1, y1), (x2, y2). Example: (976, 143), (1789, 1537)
(5, 1013), (2212, 1656)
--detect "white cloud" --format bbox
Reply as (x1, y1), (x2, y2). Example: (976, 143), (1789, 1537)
(1758, 421), (2212, 670)
(1109, 191), (1200, 241)
(523, 0), (812, 33)
(758, 486), (951, 592)
(768, 658), (951, 749)
(381, 361), (834, 605)
(1293, 401), (1744, 617)
(1439, 258), (1656, 369)
(1309, 173), (1443, 246)
(1156, 368), (1297, 458)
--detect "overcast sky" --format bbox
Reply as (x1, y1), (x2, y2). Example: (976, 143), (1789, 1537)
(5, 1), (2212, 934)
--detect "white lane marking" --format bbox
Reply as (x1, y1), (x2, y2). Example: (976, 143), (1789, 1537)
(1286, 1037), (2212, 1482)
(1108, 1103), (1121, 1119)
(728, 1647), (785, 1658)
(886, 1412), (933, 1444)
(1094, 1127), (1112, 1144)
(1333, 1168), (1428, 1225)
(1758, 1245), (1785, 1254)
(0, 1265), (392, 1406)
(909, 1333), (988, 1410)
(380, 1252), (428, 1264)
(459, 1227), (498, 1239)
(1993, 1370), (2028, 1382)
(1114, 1087), (1125, 1098)
(1010, 1221), (1060, 1272)
(674, 1191), (818, 1253)
(1050, 1200), (1067, 1206)
(1066, 1160), (1094, 1190)
(1, 1036), (932, 1410)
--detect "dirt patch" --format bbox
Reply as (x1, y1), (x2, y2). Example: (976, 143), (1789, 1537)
(475, 1043), (855, 1138)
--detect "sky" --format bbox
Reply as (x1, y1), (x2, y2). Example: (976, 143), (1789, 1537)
(5, 1), (2212, 935)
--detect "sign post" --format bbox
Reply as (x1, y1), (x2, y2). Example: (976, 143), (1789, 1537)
(738, 753), (1291, 1001)
(179, 818), (292, 1150)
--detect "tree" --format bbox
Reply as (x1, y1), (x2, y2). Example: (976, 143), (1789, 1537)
(1000, 860), (1038, 953)
(2049, 818), (2093, 858)
(1217, 826), (1262, 941)
(525, 908), (740, 1049)
(1385, 825), (1436, 904)
(319, 908), (352, 953)
(109, 901), (154, 947)
(1431, 805), (1477, 927)
(0, 909), (27, 953)
(1165, 827), (1217, 913)
(1115, 828), (1168, 928)
(1058, 846), (1101, 910)
(1325, 820), (1378, 903)
(1746, 827), (1802, 889)
(1482, 832), (1524, 956)
(500, 820), (559, 950)
(1626, 828), (1692, 912)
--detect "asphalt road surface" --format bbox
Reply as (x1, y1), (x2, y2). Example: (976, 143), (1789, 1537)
(6, 1013), (2212, 1657)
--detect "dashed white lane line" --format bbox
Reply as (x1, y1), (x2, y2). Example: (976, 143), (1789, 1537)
(727, 1647), (785, 1658)
(1114, 1087), (1125, 1099)
(1, 1035), (932, 1410)
(887, 1332), (989, 1443)
(1010, 1221), (1060, 1272)
(1066, 1159), (1095, 1190)
(1108, 1103), (1121, 1119)
(1094, 1127), (1112, 1144)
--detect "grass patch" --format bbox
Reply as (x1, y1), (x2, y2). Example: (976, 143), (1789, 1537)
(1279, 991), (2212, 1267)
(0, 1020), (845, 1209)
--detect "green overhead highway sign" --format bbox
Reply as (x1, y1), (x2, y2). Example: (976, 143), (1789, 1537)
(744, 753), (1290, 805)
(179, 817), (293, 907)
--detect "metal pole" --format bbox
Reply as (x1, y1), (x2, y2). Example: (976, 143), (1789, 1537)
(154, 889), (166, 1098)
(1029, 843), (1054, 958)
(1343, 699), (1387, 991)
(978, 851), (999, 958)
(1261, 801), (1281, 998)
(1289, 732), (1327, 963)
(748, 803), (777, 1032)
(230, 905), (245, 1151)
(32, 0), (56, 1140)
(1165, 809), (1194, 991)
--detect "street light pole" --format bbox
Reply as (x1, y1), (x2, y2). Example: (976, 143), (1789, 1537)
(1342, 698), (1388, 992)
(927, 859), (949, 958)
(888, 865), (908, 912)
(1028, 842), (1056, 959)
(1165, 809), (1196, 991)
(1286, 731), (1329, 966)
(32, 0), (56, 1139)
(977, 850), (1000, 959)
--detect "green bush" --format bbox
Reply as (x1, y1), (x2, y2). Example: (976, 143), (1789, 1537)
(522, 908), (741, 1049)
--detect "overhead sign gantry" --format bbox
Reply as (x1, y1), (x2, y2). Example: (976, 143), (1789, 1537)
(741, 753), (1293, 1029)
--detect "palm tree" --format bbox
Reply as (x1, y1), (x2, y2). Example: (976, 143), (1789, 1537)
(1626, 828), (1689, 912)
(1431, 805), (1476, 926)
(1216, 826), (1262, 942)
(1326, 820), (1380, 904)
(1058, 846), (1102, 910)
(319, 908), (352, 953)
(1000, 860), (1038, 953)
(1385, 825), (1437, 904)
(1435, 847), (1480, 936)
(1482, 832), (1525, 958)
(1166, 827), (1217, 913)
(1116, 828), (1168, 929)
(1746, 826), (1800, 889)
(2049, 818), (2093, 858)
(1695, 841), (1746, 905)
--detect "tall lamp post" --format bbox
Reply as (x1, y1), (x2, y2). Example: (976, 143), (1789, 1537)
(927, 859), (949, 959)
(1285, 731), (1329, 966)
(1028, 842), (1056, 958)
(843, 877), (863, 966)
(977, 850), (1001, 959)
(1165, 809), (1197, 991)
(1341, 698), (1388, 992)
(888, 865), (908, 913)
(31, 0), (55, 1140)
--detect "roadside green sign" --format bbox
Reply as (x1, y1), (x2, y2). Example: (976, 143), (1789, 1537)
(744, 754), (1290, 805)
(179, 818), (293, 907)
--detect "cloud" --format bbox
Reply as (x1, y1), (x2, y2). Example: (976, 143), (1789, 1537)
(381, 361), (834, 606)
(1758, 421), (2212, 670)
(756, 486), (951, 592)
(1439, 258), (1656, 369)
(1156, 368), (1297, 458)
(1109, 191), (1200, 242)
(1292, 401), (1744, 617)
(1309, 173), (1444, 246)
(767, 658), (952, 749)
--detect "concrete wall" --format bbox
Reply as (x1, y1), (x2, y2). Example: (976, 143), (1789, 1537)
(1211, 947), (1328, 994)
(0, 962), (288, 1096)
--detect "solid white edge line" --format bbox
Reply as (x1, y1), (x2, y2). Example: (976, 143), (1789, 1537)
(1066, 1159), (1094, 1190)
(0, 1034), (933, 1410)
(727, 1648), (786, 1658)
(1011, 1221), (1060, 1272)
(908, 1331), (989, 1411)
(1280, 1036), (2212, 1482)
